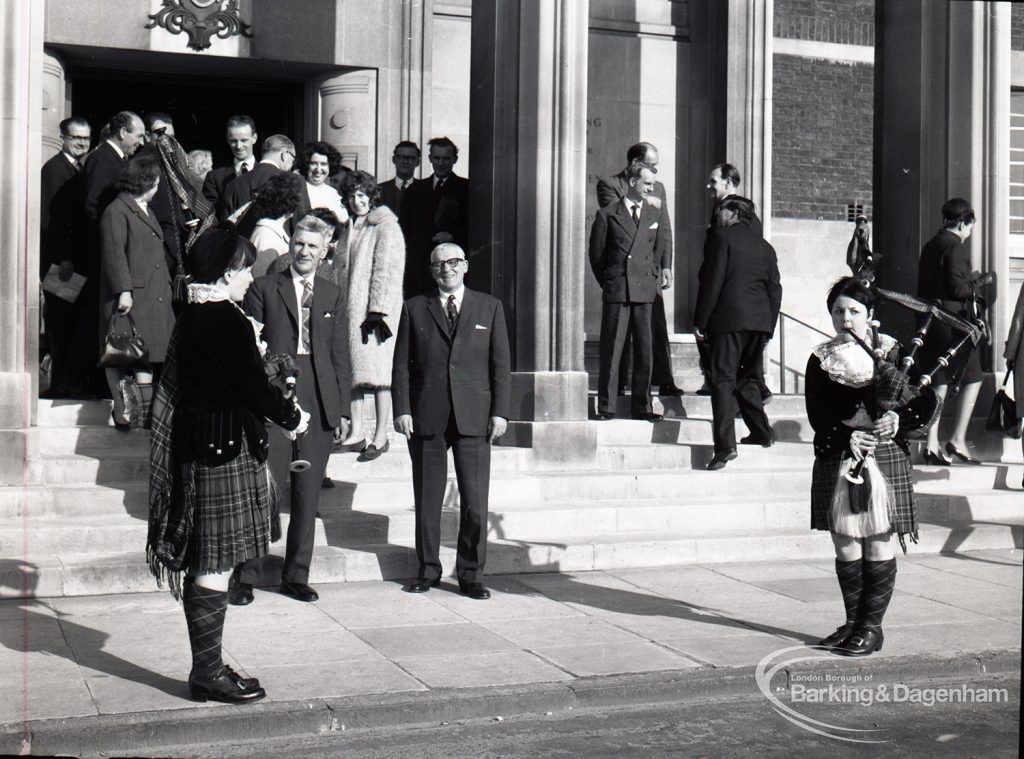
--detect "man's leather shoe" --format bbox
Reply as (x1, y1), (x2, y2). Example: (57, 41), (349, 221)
(657, 384), (684, 397)
(189, 665), (266, 704)
(227, 580), (254, 606)
(404, 577), (441, 593)
(594, 411), (615, 421)
(706, 449), (738, 470)
(696, 385), (712, 396)
(631, 411), (663, 422)
(280, 581), (319, 602)
(740, 433), (774, 448)
(458, 581), (491, 600)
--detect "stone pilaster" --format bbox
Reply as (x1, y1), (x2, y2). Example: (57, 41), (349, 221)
(469, 0), (594, 465)
(305, 70), (378, 174)
(41, 49), (66, 157)
(0, 1), (44, 485)
(726, 0), (773, 237)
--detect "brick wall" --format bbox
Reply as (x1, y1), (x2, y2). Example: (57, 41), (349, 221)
(1013, 3), (1024, 52)
(772, 54), (874, 220)
(774, 0), (874, 46)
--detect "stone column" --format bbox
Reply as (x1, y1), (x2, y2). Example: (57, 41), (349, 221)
(305, 70), (378, 174)
(469, 0), (594, 467)
(41, 49), (67, 157)
(0, 1), (44, 485)
(726, 0), (773, 238)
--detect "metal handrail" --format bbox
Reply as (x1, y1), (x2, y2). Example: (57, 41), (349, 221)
(776, 311), (832, 394)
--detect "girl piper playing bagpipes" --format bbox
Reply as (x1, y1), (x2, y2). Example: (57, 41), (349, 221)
(805, 277), (937, 656)
(147, 226), (310, 703)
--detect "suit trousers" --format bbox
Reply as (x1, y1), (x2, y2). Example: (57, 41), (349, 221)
(239, 355), (333, 585)
(408, 411), (490, 583)
(708, 331), (772, 453)
(616, 292), (674, 388)
(598, 301), (653, 415)
(42, 291), (75, 394)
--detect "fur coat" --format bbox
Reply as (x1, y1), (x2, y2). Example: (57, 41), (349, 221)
(342, 205), (406, 388)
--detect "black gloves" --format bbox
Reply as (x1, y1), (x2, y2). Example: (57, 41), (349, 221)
(360, 312), (393, 344)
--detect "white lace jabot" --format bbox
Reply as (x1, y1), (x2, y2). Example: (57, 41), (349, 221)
(187, 283), (231, 304)
(812, 333), (898, 388)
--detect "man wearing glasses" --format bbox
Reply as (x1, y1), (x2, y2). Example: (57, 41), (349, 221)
(392, 243), (511, 600)
(40, 117), (91, 398)
(379, 141), (420, 216)
(223, 133), (297, 220)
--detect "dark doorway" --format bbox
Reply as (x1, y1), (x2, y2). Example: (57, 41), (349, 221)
(70, 69), (305, 167)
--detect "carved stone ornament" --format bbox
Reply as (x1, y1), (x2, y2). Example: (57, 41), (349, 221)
(146, 0), (253, 52)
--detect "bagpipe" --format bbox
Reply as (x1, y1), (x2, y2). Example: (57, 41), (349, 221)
(263, 353), (311, 473)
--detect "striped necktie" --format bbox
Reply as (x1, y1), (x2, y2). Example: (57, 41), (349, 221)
(446, 294), (458, 335)
(301, 279), (313, 352)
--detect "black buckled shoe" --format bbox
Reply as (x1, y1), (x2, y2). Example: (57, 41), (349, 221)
(816, 623), (856, 649)
(838, 627), (884, 656)
(458, 580), (491, 600)
(189, 665), (266, 704)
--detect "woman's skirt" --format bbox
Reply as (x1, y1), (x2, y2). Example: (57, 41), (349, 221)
(811, 441), (917, 539)
(192, 445), (277, 573)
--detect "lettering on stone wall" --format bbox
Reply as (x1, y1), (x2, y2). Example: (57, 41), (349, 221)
(146, 0), (253, 52)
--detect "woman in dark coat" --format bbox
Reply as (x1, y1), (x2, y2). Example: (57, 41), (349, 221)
(99, 153), (175, 429)
(917, 198), (984, 465)
(148, 228), (308, 704)
(806, 278), (936, 656)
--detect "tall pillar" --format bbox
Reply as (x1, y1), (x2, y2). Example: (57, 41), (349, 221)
(0, 1), (44, 485)
(469, 0), (593, 467)
(305, 70), (378, 174)
(726, 0), (773, 238)
(41, 49), (67, 157)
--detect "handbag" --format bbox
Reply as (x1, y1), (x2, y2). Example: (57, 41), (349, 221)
(984, 372), (1022, 439)
(97, 312), (150, 369)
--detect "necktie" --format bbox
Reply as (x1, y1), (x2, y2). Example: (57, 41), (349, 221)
(434, 178), (445, 195)
(238, 163), (249, 176)
(301, 279), (313, 352)
(631, 203), (640, 226)
(446, 294), (458, 335)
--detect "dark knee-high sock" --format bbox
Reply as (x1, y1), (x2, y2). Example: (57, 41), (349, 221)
(138, 382), (154, 430)
(184, 583), (228, 676)
(859, 558), (897, 630)
(835, 558), (863, 626)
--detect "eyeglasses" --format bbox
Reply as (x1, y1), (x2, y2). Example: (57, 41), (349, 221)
(64, 135), (91, 142)
(429, 258), (465, 272)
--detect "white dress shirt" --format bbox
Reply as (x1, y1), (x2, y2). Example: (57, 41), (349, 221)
(438, 285), (465, 315)
(234, 156), (256, 175)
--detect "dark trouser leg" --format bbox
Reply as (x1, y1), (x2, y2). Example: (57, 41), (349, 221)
(183, 583), (227, 676)
(696, 339), (712, 389)
(708, 333), (741, 453)
(650, 292), (675, 387)
(450, 428), (490, 583)
(734, 332), (772, 439)
(408, 432), (448, 581)
(629, 302), (654, 414)
(859, 558), (897, 630)
(597, 302), (630, 414)
(835, 558), (864, 626)
(42, 291), (73, 394)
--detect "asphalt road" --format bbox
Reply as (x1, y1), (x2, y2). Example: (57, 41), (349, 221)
(146, 675), (1019, 759)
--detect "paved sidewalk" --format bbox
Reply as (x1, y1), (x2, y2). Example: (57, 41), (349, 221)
(1, 549), (1020, 755)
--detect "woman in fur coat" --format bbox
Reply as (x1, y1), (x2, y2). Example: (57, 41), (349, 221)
(336, 170), (406, 458)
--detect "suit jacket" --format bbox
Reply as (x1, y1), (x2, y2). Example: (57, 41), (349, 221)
(398, 174), (470, 296)
(40, 151), (84, 276)
(244, 270), (351, 425)
(82, 142), (129, 274)
(378, 178), (412, 216)
(595, 171), (673, 268)
(392, 288), (511, 437)
(223, 162), (284, 219)
(588, 198), (669, 304)
(202, 165), (240, 221)
(694, 222), (782, 336)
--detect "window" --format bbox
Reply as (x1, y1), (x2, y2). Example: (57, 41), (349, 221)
(1010, 90), (1024, 233)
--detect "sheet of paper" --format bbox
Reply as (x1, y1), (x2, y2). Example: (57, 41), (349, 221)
(41, 264), (86, 303)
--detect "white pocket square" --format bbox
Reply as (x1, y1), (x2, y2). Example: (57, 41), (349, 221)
(475, 324), (488, 330)
(648, 222), (659, 229)
(323, 312), (333, 318)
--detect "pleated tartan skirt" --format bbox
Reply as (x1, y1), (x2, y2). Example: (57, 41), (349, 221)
(811, 440), (918, 537)
(192, 445), (277, 573)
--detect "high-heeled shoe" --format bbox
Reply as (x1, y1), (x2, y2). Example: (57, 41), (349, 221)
(922, 449), (952, 466)
(838, 627), (884, 656)
(817, 623), (855, 649)
(945, 442), (982, 466)
(110, 409), (130, 432)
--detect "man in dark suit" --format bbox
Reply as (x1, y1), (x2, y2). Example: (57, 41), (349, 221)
(222, 133), (295, 219)
(589, 161), (671, 422)
(694, 195), (782, 470)
(202, 115), (258, 221)
(40, 117), (91, 398)
(231, 215), (351, 605)
(398, 136), (470, 297)
(392, 243), (511, 600)
(378, 140), (420, 216)
(596, 142), (682, 397)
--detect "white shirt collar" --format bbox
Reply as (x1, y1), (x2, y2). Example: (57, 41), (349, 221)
(439, 285), (465, 311)
(106, 139), (126, 160)
(234, 156), (256, 174)
(133, 198), (149, 214)
(290, 267), (315, 288)
(623, 197), (643, 215)
(433, 174), (450, 189)
(62, 150), (79, 166)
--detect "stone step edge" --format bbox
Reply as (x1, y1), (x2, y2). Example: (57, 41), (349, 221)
(2, 647), (1018, 757)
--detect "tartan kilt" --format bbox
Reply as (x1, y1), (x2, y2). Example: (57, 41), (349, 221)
(811, 441), (917, 537)
(192, 444), (279, 573)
